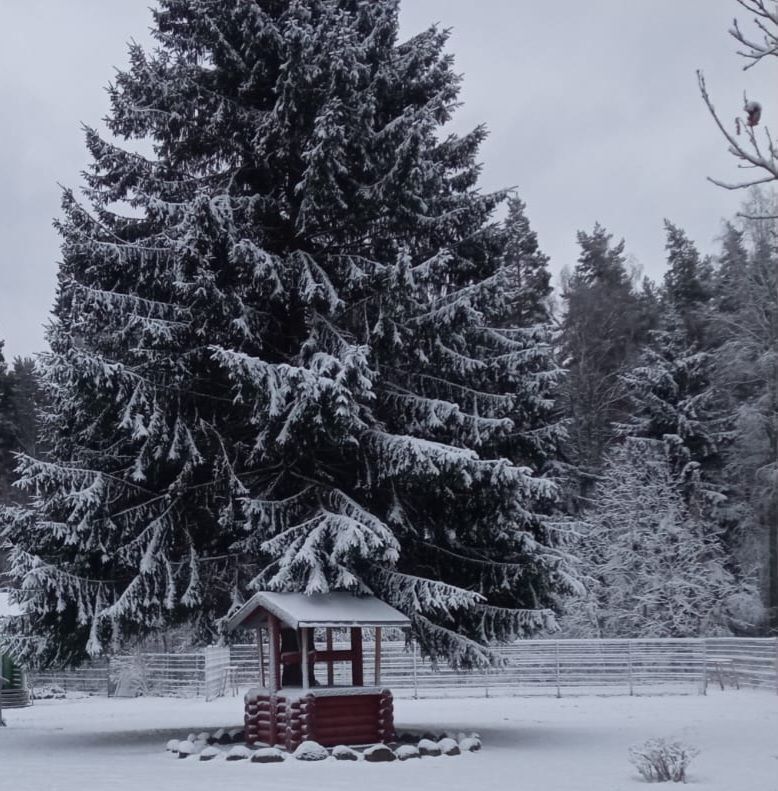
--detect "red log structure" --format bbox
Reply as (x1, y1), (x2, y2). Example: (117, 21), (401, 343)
(226, 591), (410, 750)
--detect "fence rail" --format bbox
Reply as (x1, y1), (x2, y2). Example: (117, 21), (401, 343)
(27, 637), (778, 700)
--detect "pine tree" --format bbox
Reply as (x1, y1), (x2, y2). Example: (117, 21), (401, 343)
(9, 358), (42, 459)
(713, 204), (778, 632)
(0, 342), (17, 505)
(501, 196), (552, 326)
(560, 224), (656, 485)
(560, 440), (762, 638)
(621, 222), (725, 505)
(3, 0), (576, 666)
(714, 222), (749, 317)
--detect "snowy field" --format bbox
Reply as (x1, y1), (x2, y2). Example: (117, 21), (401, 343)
(1, 691), (776, 791)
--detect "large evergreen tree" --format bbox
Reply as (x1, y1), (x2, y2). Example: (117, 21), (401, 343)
(501, 196), (552, 326)
(621, 222), (725, 505)
(0, 342), (17, 505)
(713, 204), (778, 632)
(9, 357), (42, 459)
(559, 224), (656, 486)
(3, 0), (575, 666)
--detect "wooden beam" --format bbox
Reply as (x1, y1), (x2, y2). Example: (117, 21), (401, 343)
(267, 614), (280, 694)
(350, 627), (364, 686)
(326, 628), (334, 686)
(301, 628), (310, 690)
(374, 626), (382, 686)
(257, 628), (266, 688)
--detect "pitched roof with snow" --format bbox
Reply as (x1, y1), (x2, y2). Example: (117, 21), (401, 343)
(226, 591), (411, 632)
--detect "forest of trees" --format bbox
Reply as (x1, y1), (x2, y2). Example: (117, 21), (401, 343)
(0, 0), (775, 667)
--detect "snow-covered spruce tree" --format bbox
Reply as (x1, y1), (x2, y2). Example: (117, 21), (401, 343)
(559, 224), (657, 488)
(620, 222), (727, 505)
(713, 203), (778, 631)
(561, 440), (760, 638)
(0, 342), (18, 506)
(713, 221), (750, 318)
(2, 0), (575, 666)
(501, 196), (552, 327)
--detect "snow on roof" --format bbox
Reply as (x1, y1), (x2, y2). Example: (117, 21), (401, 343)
(0, 590), (22, 619)
(226, 591), (411, 632)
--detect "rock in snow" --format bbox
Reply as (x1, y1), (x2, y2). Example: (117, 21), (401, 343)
(363, 744), (396, 763)
(177, 740), (198, 758)
(438, 737), (461, 756)
(395, 744), (421, 761)
(293, 741), (329, 761)
(251, 747), (286, 764)
(165, 739), (179, 753)
(417, 738), (442, 757)
(459, 737), (482, 752)
(225, 745), (252, 761)
(332, 745), (360, 761)
(199, 746), (222, 762)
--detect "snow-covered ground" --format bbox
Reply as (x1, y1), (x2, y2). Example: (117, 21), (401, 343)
(0, 690), (775, 791)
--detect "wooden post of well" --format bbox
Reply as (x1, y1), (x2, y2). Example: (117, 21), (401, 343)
(326, 628), (334, 686)
(258, 628), (266, 688)
(351, 627), (364, 686)
(301, 627), (310, 690)
(267, 615), (280, 694)
(374, 626), (382, 686)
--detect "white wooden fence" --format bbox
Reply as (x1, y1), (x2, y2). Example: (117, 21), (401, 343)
(28, 637), (778, 700)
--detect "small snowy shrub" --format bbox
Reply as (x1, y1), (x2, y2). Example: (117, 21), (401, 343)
(31, 685), (66, 700)
(110, 655), (148, 697)
(629, 738), (699, 783)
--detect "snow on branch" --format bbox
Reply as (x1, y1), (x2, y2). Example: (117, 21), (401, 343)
(698, 72), (778, 190)
(699, 2), (778, 199)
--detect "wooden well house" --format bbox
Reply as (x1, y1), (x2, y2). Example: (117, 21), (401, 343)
(226, 591), (410, 749)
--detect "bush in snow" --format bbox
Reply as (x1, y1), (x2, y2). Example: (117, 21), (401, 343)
(629, 738), (699, 783)
(31, 685), (66, 700)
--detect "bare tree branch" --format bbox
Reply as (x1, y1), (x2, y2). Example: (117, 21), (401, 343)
(699, 1), (777, 210)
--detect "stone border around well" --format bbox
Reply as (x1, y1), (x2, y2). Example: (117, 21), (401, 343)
(165, 728), (482, 764)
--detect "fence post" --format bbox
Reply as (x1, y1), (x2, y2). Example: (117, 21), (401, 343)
(554, 641), (561, 698)
(702, 639), (708, 696)
(775, 637), (778, 695)
(628, 640), (634, 696)
(412, 640), (418, 700)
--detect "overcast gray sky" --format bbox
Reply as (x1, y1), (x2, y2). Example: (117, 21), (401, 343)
(0, 1), (774, 359)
